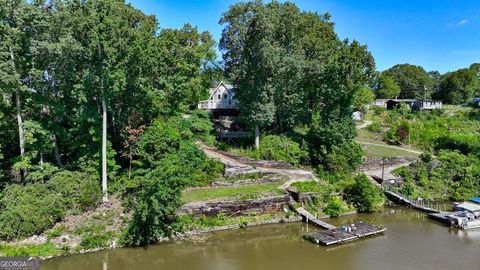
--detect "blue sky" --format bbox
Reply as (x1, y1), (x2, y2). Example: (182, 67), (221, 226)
(128, 0), (480, 74)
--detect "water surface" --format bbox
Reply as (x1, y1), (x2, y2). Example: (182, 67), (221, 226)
(41, 206), (480, 270)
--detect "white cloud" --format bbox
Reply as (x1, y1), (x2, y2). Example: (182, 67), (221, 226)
(448, 18), (469, 28)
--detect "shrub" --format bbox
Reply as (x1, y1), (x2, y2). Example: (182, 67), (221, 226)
(49, 171), (101, 213)
(0, 171), (100, 241)
(384, 120), (411, 144)
(366, 121), (382, 132)
(323, 141), (364, 173)
(123, 154), (191, 246)
(79, 231), (115, 250)
(0, 184), (65, 241)
(324, 197), (348, 217)
(259, 135), (307, 165)
(344, 174), (385, 212)
(373, 106), (387, 115)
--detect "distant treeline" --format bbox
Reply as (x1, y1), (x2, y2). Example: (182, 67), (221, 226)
(375, 63), (480, 104)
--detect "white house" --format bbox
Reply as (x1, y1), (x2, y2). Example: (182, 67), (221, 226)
(197, 81), (238, 110)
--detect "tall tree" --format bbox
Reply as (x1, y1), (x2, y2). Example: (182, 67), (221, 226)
(383, 64), (433, 99)
(220, 1), (374, 157)
(0, 0), (47, 179)
(375, 74), (401, 98)
(60, 0), (158, 202)
(434, 67), (480, 104)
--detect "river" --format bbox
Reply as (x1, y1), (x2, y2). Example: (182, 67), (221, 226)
(41, 206), (480, 270)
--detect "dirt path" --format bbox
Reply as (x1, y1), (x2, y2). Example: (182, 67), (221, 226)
(361, 162), (411, 181)
(200, 145), (317, 190)
(356, 120), (372, 130)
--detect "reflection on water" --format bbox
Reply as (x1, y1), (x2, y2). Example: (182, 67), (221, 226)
(41, 206), (480, 270)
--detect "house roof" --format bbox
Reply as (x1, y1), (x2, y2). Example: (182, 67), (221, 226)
(454, 202), (480, 212)
(208, 81), (235, 100)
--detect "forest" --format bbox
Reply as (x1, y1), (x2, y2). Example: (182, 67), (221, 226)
(1, 0), (480, 255)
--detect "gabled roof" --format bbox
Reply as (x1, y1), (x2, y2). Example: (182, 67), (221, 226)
(208, 81), (235, 100)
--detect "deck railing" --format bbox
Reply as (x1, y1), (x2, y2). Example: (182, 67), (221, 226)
(198, 101), (238, 110)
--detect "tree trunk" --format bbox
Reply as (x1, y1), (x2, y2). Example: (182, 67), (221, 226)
(101, 96), (109, 203)
(15, 88), (25, 157)
(254, 125), (260, 150)
(10, 47), (25, 159)
(53, 135), (63, 167)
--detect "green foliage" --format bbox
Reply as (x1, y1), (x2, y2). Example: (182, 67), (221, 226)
(323, 141), (364, 173)
(182, 182), (281, 203)
(220, 1), (374, 140)
(344, 174), (385, 212)
(79, 231), (115, 250)
(434, 66), (480, 104)
(290, 181), (323, 193)
(258, 135), (307, 165)
(307, 114), (357, 166)
(376, 74), (401, 98)
(0, 171), (100, 240)
(0, 243), (64, 257)
(324, 197), (349, 217)
(354, 86), (375, 112)
(366, 121), (382, 132)
(396, 150), (480, 201)
(383, 64), (434, 99)
(137, 115), (215, 170)
(384, 120), (411, 144)
(0, 184), (65, 241)
(48, 171), (101, 213)
(123, 154), (191, 246)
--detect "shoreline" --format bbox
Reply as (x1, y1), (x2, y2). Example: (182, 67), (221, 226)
(3, 213), (304, 261)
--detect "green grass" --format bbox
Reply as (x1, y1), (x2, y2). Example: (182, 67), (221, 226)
(361, 144), (420, 157)
(182, 182), (283, 203)
(356, 129), (387, 144)
(178, 212), (292, 230)
(356, 128), (421, 157)
(290, 181), (322, 193)
(0, 242), (64, 257)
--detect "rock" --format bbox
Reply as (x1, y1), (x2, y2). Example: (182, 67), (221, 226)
(179, 195), (290, 217)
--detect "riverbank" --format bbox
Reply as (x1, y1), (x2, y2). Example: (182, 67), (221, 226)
(41, 206), (480, 270)
(0, 211), (303, 260)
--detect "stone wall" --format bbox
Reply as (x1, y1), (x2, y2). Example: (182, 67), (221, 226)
(211, 174), (285, 187)
(216, 149), (293, 169)
(179, 195), (290, 217)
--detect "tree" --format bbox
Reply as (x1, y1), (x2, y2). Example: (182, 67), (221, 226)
(345, 174), (385, 212)
(434, 67), (480, 104)
(220, 1), (374, 154)
(375, 74), (401, 98)
(354, 86), (375, 112)
(58, 0), (160, 202)
(0, 0), (45, 179)
(383, 64), (433, 99)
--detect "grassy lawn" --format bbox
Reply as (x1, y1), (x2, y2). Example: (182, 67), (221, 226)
(356, 129), (387, 144)
(356, 129), (421, 157)
(182, 182), (283, 203)
(360, 143), (420, 157)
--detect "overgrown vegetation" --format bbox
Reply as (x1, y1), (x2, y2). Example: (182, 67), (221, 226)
(228, 135), (308, 165)
(0, 171), (100, 240)
(365, 107), (480, 201)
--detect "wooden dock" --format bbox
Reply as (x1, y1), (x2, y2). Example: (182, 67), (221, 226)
(294, 207), (336, 230)
(304, 222), (386, 246)
(366, 175), (440, 214)
(384, 190), (440, 213)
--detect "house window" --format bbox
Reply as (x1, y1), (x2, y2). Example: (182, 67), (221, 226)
(218, 94), (221, 100)
(224, 94), (227, 99)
